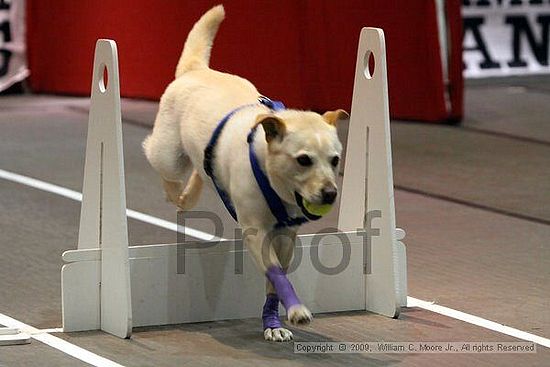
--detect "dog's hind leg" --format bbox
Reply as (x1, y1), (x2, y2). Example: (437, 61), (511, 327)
(162, 179), (184, 205)
(162, 170), (202, 211)
(176, 169), (203, 211)
(143, 103), (196, 209)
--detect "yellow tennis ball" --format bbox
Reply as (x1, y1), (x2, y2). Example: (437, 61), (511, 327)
(303, 200), (333, 217)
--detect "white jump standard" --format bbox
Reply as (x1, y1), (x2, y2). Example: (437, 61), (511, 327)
(61, 27), (407, 340)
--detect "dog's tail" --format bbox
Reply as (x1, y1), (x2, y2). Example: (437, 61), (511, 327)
(175, 5), (225, 78)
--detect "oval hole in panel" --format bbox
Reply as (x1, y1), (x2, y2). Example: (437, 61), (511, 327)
(363, 51), (375, 79)
(99, 64), (109, 93)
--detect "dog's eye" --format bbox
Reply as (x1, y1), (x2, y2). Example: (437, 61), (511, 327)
(331, 156), (340, 167)
(296, 154), (313, 167)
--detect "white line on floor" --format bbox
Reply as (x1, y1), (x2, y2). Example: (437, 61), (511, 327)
(0, 169), (222, 241)
(0, 313), (125, 367)
(407, 297), (550, 348)
(38, 328), (64, 333)
(1, 168), (549, 353)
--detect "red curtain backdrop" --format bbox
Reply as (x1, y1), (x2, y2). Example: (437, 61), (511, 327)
(26, 0), (463, 122)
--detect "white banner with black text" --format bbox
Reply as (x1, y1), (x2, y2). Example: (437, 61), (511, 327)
(463, 0), (550, 78)
(0, 0), (29, 92)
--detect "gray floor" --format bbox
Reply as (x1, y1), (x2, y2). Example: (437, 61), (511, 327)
(0, 79), (549, 366)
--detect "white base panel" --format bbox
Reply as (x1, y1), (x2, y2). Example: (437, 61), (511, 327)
(0, 328), (31, 346)
(63, 232), (366, 329)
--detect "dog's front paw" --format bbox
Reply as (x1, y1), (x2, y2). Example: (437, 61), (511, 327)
(287, 304), (312, 325)
(264, 327), (293, 342)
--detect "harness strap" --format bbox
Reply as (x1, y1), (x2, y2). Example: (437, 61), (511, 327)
(258, 95), (285, 111)
(204, 103), (254, 221)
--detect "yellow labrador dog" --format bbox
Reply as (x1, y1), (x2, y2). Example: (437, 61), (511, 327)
(143, 5), (347, 342)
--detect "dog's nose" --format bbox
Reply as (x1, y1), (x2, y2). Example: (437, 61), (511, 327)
(321, 187), (337, 204)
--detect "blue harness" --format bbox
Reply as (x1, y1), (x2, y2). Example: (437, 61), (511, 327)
(203, 96), (320, 228)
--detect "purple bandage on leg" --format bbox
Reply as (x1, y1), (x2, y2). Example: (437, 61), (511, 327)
(265, 266), (300, 310)
(262, 294), (282, 330)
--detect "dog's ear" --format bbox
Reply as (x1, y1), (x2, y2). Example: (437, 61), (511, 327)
(322, 109), (349, 126)
(255, 114), (286, 143)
